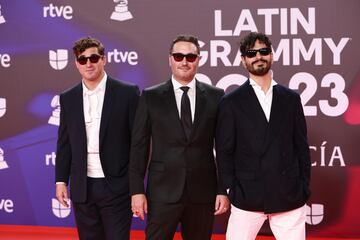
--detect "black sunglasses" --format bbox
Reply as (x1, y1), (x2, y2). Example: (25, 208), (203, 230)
(77, 54), (103, 65)
(171, 53), (199, 63)
(243, 47), (272, 58)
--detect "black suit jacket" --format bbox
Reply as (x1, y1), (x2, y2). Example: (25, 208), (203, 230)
(129, 80), (225, 203)
(216, 80), (311, 213)
(55, 77), (139, 203)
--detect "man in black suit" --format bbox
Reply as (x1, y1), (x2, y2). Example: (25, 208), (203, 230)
(55, 36), (139, 240)
(129, 35), (229, 240)
(216, 32), (311, 240)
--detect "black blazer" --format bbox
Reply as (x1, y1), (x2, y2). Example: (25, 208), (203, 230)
(55, 77), (139, 203)
(216, 80), (311, 214)
(129, 80), (225, 204)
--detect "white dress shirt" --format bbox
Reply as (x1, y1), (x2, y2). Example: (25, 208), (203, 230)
(249, 78), (277, 122)
(82, 74), (107, 178)
(171, 77), (196, 122)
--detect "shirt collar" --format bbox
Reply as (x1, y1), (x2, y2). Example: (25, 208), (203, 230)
(82, 73), (107, 96)
(171, 76), (196, 91)
(249, 78), (277, 90)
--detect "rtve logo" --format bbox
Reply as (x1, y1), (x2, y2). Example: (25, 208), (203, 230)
(49, 49), (68, 70)
(43, 3), (73, 20)
(0, 147), (9, 170)
(0, 97), (6, 118)
(0, 5), (6, 24)
(306, 203), (324, 225)
(52, 198), (71, 218)
(107, 49), (138, 65)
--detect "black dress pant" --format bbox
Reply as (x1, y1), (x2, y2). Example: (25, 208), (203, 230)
(73, 178), (132, 240)
(146, 188), (215, 240)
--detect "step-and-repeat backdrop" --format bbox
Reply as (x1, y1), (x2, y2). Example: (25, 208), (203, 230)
(0, 0), (359, 238)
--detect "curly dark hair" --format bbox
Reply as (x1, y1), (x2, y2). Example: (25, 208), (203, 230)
(73, 36), (105, 57)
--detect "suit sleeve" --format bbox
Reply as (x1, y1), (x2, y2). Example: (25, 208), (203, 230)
(129, 91), (151, 195)
(128, 85), (140, 132)
(214, 89), (227, 195)
(215, 97), (236, 191)
(293, 94), (311, 189)
(55, 94), (72, 185)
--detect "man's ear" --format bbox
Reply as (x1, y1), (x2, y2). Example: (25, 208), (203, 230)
(168, 55), (172, 67)
(241, 56), (246, 68)
(102, 56), (107, 66)
(75, 59), (80, 69)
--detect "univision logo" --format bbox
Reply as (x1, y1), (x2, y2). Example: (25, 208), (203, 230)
(52, 198), (71, 218)
(49, 49), (68, 70)
(306, 203), (324, 225)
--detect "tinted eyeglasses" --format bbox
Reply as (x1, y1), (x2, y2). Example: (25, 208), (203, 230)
(77, 54), (103, 65)
(171, 53), (199, 62)
(243, 47), (272, 58)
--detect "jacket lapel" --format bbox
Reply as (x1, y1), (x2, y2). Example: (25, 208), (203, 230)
(260, 85), (286, 155)
(240, 81), (269, 154)
(162, 80), (188, 141)
(73, 84), (87, 148)
(190, 80), (206, 140)
(240, 81), (268, 128)
(99, 78), (115, 147)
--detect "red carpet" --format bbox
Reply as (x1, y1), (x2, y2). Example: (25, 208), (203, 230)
(0, 225), (358, 240)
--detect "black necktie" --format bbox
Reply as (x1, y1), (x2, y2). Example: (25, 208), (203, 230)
(180, 86), (192, 140)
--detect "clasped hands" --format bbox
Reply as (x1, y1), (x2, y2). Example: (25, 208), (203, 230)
(131, 194), (229, 220)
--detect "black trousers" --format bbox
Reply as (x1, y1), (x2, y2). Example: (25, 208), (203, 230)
(146, 188), (215, 240)
(73, 178), (132, 240)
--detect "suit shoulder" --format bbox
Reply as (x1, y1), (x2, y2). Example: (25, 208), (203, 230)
(222, 81), (249, 102)
(107, 78), (140, 100)
(108, 77), (139, 92)
(145, 81), (168, 91)
(60, 83), (81, 98)
(197, 81), (224, 96)
(142, 81), (169, 95)
(276, 84), (300, 98)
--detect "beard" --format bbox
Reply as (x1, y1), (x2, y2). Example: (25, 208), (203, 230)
(246, 59), (272, 76)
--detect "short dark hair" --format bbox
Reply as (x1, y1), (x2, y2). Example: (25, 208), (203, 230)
(169, 35), (200, 54)
(73, 36), (105, 57)
(240, 32), (272, 56)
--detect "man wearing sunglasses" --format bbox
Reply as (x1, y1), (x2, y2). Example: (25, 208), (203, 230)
(55, 36), (139, 240)
(216, 32), (311, 240)
(129, 35), (229, 239)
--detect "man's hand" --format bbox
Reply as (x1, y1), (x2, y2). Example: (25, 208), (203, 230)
(56, 183), (70, 208)
(131, 194), (148, 220)
(214, 194), (230, 215)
